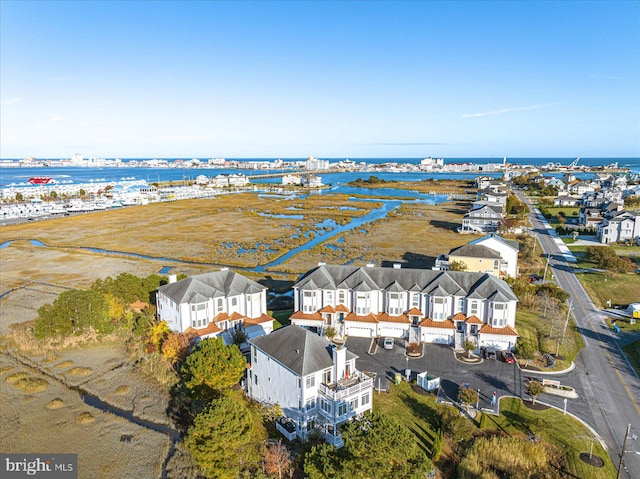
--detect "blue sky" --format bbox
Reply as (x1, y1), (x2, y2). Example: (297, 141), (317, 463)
(1, 0), (639, 158)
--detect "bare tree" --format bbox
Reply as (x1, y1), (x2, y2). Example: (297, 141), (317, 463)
(262, 440), (293, 479)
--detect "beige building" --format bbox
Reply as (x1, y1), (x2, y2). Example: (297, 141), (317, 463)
(447, 244), (502, 277)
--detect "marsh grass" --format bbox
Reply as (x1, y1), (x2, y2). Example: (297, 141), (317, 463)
(115, 385), (131, 395)
(76, 412), (96, 425)
(45, 398), (66, 409)
(53, 360), (74, 369)
(0, 365), (14, 374)
(13, 377), (49, 393)
(66, 366), (93, 377)
(4, 371), (29, 383)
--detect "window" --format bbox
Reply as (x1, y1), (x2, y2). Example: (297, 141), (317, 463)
(297, 377), (301, 388)
(216, 298), (224, 313)
(388, 292), (402, 315)
(411, 294), (420, 308)
(323, 369), (332, 385)
(494, 260), (500, 269)
(338, 291), (345, 304)
(253, 347), (258, 364)
(306, 398), (316, 411)
(320, 399), (331, 414)
(303, 291), (315, 313)
(349, 397), (359, 411)
(361, 392), (370, 406)
(306, 376), (315, 388)
(254, 375), (258, 385)
(470, 301), (478, 315)
(433, 297), (444, 304)
(457, 298), (464, 312)
(231, 297), (237, 307)
(338, 403), (348, 416)
(325, 291), (333, 305)
(493, 303), (505, 310)
(356, 293), (370, 315)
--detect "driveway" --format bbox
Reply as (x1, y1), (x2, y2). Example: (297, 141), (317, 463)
(347, 337), (528, 412)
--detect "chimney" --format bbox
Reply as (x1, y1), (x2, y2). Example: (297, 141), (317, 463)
(366, 263), (375, 268)
(332, 345), (346, 381)
(393, 263), (402, 269)
(168, 274), (177, 284)
(317, 262), (326, 267)
(220, 267), (229, 271)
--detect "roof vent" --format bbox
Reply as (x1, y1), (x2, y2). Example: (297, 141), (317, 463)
(168, 274), (177, 284)
(295, 349), (300, 355)
(366, 263), (375, 268)
(393, 263), (402, 269)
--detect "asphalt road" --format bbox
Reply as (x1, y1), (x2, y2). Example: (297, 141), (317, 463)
(518, 190), (640, 478)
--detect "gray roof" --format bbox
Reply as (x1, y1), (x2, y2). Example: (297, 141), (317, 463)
(157, 269), (266, 304)
(294, 265), (518, 302)
(250, 325), (357, 376)
(449, 244), (502, 259)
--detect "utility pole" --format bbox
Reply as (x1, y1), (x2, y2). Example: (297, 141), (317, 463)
(543, 254), (551, 284)
(557, 299), (573, 355)
(616, 423), (631, 479)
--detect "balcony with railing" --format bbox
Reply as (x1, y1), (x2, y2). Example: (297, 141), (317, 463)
(318, 372), (374, 402)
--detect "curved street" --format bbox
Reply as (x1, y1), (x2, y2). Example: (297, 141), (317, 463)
(518, 191), (640, 478)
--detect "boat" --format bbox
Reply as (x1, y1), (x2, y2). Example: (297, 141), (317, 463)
(28, 177), (56, 185)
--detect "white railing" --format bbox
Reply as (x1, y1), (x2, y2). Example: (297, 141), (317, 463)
(318, 375), (374, 401)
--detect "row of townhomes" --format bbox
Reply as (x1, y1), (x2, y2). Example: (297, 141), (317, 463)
(157, 262), (520, 447)
(545, 172), (640, 244)
(459, 178), (509, 234)
(289, 264), (519, 351)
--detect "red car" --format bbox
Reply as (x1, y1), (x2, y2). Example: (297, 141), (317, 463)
(501, 351), (516, 364)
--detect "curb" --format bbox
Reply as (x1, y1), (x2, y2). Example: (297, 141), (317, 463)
(518, 360), (575, 375)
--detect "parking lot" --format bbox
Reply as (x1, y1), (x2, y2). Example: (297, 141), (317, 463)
(346, 337), (526, 411)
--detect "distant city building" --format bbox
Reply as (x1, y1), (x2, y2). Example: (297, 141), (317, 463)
(306, 157), (330, 171)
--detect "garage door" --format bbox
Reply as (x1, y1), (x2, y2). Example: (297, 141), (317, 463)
(347, 326), (373, 338)
(422, 331), (453, 344)
(378, 325), (406, 338)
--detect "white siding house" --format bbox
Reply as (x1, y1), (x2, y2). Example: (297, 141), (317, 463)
(289, 264), (519, 351)
(248, 326), (373, 447)
(156, 269), (274, 344)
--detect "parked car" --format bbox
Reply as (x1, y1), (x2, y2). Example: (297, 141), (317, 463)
(383, 337), (394, 350)
(501, 351), (516, 363)
(483, 347), (497, 359)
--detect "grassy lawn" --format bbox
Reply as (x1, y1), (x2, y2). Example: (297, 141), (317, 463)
(543, 206), (580, 218)
(270, 310), (292, 329)
(374, 382), (615, 478)
(481, 398), (616, 479)
(623, 340), (640, 376)
(574, 270), (640, 309)
(604, 316), (640, 333)
(516, 309), (583, 370)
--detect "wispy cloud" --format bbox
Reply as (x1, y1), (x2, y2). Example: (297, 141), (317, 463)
(376, 142), (446, 146)
(2, 97), (24, 105)
(462, 104), (549, 118)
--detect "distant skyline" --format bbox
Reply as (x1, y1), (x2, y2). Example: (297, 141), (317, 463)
(1, 0), (639, 159)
